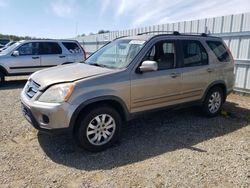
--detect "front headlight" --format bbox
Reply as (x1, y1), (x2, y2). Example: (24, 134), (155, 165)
(38, 83), (75, 103)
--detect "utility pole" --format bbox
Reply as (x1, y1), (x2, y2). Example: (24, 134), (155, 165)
(75, 22), (78, 36)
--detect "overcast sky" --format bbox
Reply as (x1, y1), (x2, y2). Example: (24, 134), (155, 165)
(0, 0), (250, 38)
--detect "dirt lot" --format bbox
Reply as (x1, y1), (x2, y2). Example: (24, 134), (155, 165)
(0, 77), (249, 188)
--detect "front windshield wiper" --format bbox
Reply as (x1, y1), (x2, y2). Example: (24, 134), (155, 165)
(90, 63), (111, 69)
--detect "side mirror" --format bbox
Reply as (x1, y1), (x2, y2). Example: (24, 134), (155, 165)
(139, 60), (158, 72)
(12, 50), (19, 56)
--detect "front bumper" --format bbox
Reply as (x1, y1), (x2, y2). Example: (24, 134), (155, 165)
(20, 90), (75, 134)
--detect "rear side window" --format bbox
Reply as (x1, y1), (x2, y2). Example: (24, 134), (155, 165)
(181, 40), (208, 67)
(206, 41), (231, 62)
(62, 42), (81, 53)
(39, 42), (62, 55)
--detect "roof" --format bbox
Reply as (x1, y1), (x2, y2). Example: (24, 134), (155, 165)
(19, 39), (79, 43)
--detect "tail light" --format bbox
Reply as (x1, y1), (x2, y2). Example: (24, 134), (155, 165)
(82, 47), (86, 60)
(225, 43), (234, 64)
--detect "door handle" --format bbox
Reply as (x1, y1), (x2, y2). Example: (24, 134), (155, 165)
(59, 55), (66, 58)
(171, 72), (180, 78)
(32, 56), (39, 59)
(207, 68), (214, 73)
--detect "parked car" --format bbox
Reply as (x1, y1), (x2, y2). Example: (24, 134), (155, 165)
(0, 41), (16, 52)
(20, 32), (234, 151)
(0, 39), (10, 46)
(0, 39), (86, 85)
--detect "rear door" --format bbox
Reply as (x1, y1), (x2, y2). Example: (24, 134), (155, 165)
(7, 42), (41, 74)
(178, 39), (210, 102)
(39, 42), (65, 67)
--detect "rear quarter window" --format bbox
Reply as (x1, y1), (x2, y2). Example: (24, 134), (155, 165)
(62, 42), (82, 53)
(206, 41), (231, 62)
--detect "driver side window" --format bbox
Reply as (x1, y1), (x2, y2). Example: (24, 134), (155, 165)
(144, 40), (176, 70)
(17, 42), (39, 56)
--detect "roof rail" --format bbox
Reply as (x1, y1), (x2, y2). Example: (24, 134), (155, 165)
(114, 35), (127, 40)
(137, 31), (180, 35)
(179, 32), (208, 37)
(137, 31), (209, 37)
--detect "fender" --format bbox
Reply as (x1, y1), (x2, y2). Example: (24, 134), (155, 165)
(69, 95), (130, 131)
(202, 80), (227, 102)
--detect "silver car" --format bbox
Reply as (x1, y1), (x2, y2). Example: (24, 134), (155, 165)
(0, 39), (86, 85)
(20, 32), (235, 151)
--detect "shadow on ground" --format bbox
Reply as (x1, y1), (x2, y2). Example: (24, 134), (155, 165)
(0, 79), (27, 90)
(38, 101), (250, 170)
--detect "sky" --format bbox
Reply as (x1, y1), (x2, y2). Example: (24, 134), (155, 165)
(0, 0), (250, 39)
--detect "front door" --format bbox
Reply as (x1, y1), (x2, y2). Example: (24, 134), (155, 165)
(8, 42), (41, 74)
(130, 40), (182, 113)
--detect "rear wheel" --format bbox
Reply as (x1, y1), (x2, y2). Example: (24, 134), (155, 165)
(0, 72), (5, 87)
(75, 106), (122, 152)
(203, 87), (224, 117)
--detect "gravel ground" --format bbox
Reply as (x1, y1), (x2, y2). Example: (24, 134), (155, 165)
(0, 77), (249, 188)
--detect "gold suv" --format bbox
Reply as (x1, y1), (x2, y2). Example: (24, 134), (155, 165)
(21, 32), (235, 151)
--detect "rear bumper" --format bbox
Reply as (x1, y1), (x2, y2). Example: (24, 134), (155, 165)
(227, 86), (234, 95)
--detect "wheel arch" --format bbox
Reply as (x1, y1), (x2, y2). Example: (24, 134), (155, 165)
(69, 96), (130, 133)
(202, 81), (227, 103)
(0, 65), (8, 76)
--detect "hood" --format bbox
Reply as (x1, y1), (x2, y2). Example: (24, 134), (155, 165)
(31, 63), (113, 89)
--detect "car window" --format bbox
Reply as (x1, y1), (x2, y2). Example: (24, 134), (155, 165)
(206, 41), (231, 62)
(145, 40), (175, 70)
(62, 42), (81, 53)
(181, 40), (208, 67)
(17, 42), (39, 56)
(0, 42), (20, 54)
(85, 39), (145, 69)
(39, 42), (62, 55)
(0, 39), (10, 45)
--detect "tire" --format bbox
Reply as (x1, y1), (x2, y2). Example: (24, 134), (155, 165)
(202, 87), (224, 117)
(75, 106), (122, 152)
(0, 72), (5, 87)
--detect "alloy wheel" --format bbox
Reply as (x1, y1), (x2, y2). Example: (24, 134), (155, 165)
(208, 91), (222, 113)
(86, 114), (116, 146)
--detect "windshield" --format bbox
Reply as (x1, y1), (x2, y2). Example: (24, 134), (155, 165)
(85, 39), (145, 69)
(0, 42), (20, 54)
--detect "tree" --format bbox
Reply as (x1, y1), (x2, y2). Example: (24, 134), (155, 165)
(98, 30), (110, 34)
(0, 33), (45, 41)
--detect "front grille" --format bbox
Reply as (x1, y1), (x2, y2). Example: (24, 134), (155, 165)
(25, 80), (40, 98)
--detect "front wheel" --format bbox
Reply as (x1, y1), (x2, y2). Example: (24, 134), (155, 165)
(203, 87), (224, 117)
(76, 106), (122, 152)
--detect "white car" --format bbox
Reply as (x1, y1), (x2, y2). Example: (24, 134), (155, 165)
(0, 41), (16, 52)
(0, 39), (86, 85)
